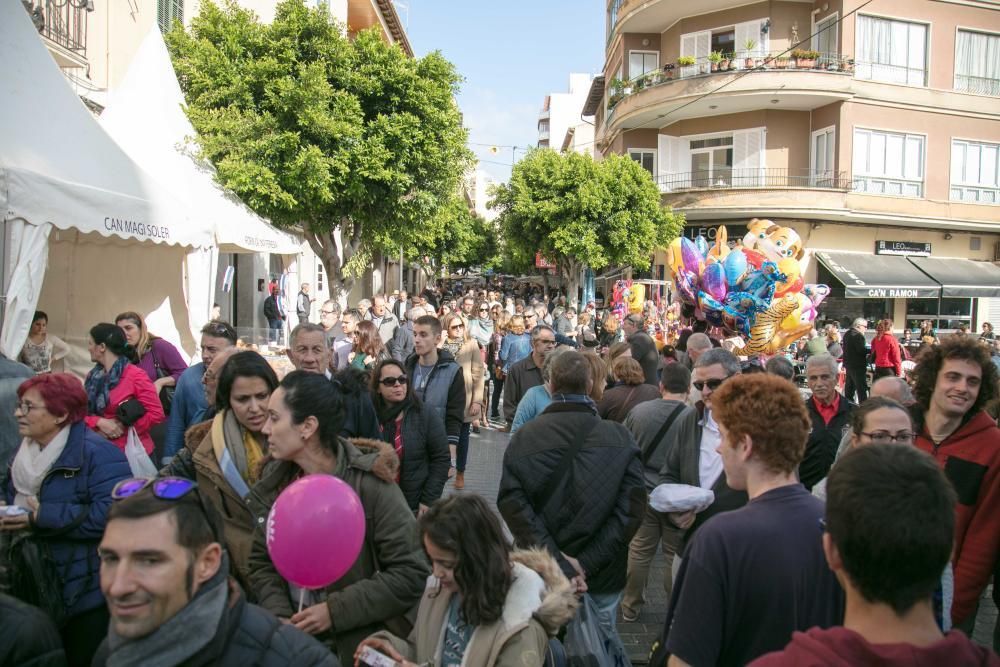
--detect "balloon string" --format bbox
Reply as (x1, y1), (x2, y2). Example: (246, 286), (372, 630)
(298, 587), (305, 614)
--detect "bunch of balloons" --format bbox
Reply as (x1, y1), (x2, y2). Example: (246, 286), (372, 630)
(668, 219), (830, 356)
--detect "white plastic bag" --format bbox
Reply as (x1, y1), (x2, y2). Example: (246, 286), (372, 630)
(124, 427), (158, 479)
(649, 483), (715, 513)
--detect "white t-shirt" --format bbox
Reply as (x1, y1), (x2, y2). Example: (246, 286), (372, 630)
(698, 410), (724, 490)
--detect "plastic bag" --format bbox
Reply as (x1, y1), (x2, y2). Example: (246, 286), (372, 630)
(124, 427), (157, 479)
(564, 594), (632, 667)
(649, 483), (715, 513)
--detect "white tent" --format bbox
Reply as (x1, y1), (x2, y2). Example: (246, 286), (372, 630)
(99, 27), (302, 257)
(0, 1), (214, 373)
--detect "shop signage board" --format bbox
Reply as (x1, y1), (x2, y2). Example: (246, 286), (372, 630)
(875, 240), (932, 257)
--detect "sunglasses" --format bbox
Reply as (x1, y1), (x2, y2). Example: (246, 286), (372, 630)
(112, 476), (198, 501)
(692, 377), (730, 392)
(379, 375), (408, 387)
(449, 324), (465, 330)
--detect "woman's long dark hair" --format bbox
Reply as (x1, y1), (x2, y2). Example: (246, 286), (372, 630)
(279, 371), (345, 454)
(419, 494), (512, 626)
(89, 323), (132, 358)
(370, 359), (417, 410)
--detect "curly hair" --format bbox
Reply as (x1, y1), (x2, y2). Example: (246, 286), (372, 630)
(911, 334), (999, 416)
(419, 495), (512, 626)
(713, 374), (811, 474)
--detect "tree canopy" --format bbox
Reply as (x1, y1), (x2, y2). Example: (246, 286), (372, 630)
(490, 149), (684, 304)
(405, 193), (499, 277)
(166, 0), (472, 296)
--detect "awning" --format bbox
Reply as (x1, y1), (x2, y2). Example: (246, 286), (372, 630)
(814, 251), (940, 299)
(908, 257), (1000, 298)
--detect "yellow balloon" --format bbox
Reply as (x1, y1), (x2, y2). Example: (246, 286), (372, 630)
(732, 295), (802, 356)
(668, 237), (685, 275)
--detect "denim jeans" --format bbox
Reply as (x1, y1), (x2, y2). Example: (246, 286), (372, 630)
(457, 422), (471, 472)
(589, 590), (624, 642)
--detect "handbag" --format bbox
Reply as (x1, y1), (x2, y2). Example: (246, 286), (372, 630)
(115, 397), (146, 427)
(6, 509), (90, 627)
(152, 350), (175, 415)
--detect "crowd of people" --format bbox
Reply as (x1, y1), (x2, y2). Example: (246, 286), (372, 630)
(0, 278), (997, 667)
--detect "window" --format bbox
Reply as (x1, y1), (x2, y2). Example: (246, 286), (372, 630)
(906, 298), (972, 331)
(712, 30), (735, 55)
(538, 120), (549, 133)
(316, 262), (325, 292)
(951, 139), (1000, 203)
(690, 136), (734, 187)
(608, 0), (623, 38)
(811, 127), (836, 185)
(955, 30), (1000, 96)
(855, 15), (927, 86)
(813, 14), (839, 68)
(157, 0), (184, 33)
(853, 128), (925, 197)
(628, 51), (659, 80)
(628, 149), (655, 177)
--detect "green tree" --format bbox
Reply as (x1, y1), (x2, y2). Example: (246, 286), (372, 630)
(490, 149), (683, 305)
(166, 0), (472, 298)
(405, 194), (499, 277)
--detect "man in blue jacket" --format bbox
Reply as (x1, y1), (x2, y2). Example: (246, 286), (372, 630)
(162, 321), (237, 463)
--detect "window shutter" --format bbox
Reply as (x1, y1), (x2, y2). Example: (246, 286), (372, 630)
(733, 128), (765, 184)
(658, 134), (689, 189)
(680, 31), (710, 76)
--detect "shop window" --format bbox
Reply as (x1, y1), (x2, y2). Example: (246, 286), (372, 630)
(906, 297), (972, 331)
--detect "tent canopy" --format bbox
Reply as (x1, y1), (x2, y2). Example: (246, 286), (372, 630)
(0, 2), (211, 249)
(815, 251), (941, 299)
(909, 257), (1000, 298)
(100, 28), (302, 256)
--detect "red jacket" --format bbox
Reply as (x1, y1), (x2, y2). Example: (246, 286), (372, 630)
(915, 411), (1000, 624)
(84, 364), (165, 455)
(750, 626), (1000, 666)
(870, 334), (902, 375)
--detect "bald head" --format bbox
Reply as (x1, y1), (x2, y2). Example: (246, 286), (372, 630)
(871, 376), (914, 405)
(203, 346), (239, 405)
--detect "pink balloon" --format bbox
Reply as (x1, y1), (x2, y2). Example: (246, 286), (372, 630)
(266, 474), (366, 590)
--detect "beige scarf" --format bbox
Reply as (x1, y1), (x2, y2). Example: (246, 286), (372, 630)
(11, 425), (71, 508)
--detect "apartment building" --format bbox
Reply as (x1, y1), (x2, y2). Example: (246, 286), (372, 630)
(588, 0), (1000, 331)
(539, 73), (595, 154)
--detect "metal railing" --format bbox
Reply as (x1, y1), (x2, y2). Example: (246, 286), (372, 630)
(607, 51), (853, 109)
(853, 61), (926, 86)
(658, 168), (854, 192)
(954, 73), (1000, 97)
(23, 0), (88, 54)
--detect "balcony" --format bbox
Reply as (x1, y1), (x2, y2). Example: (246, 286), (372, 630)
(22, 0), (89, 68)
(611, 0), (759, 42)
(538, 129), (551, 141)
(659, 168), (853, 193)
(954, 74), (1000, 98)
(605, 52), (854, 131)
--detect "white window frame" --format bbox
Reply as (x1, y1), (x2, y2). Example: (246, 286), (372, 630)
(812, 13), (839, 68)
(954, 27), (1000, 96)
(852, 126), (926, 198)
(855, 13), (929, 87)
(627, 50), (660, 81)
(811, 126), (836, 186)
(688, 133), (735, 187)
(950, 138), (1000, 204)
(627, 148), (657, 177)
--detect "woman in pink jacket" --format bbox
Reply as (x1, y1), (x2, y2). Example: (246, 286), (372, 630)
(83, 323), (165, 454)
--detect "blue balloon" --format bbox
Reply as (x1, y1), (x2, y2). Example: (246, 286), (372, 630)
(694, 235), (709, 259)
(723, 250), (748, 287)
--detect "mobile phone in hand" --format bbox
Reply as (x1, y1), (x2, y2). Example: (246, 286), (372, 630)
(358, 646), (398, 667)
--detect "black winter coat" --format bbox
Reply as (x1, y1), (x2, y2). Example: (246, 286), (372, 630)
(800, 395), (855, 491)
(92, 581), (338, 667)
(376, 404), (450, 511)
(843, 328), (868, 371)
(498, 403), (646, 594)
(0, 593), (66, 667)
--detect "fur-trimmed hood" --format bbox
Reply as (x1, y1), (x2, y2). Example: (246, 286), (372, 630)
(508, 548), (578, 634)
(344, 437), (399, 484)
(183, 419), (212, 452)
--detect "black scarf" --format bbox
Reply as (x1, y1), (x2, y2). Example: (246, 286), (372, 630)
(376, 396), (413, 444)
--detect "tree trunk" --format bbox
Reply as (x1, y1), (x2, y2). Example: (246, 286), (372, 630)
(563, 260), (582, 309)
(305, 217), (363, 306)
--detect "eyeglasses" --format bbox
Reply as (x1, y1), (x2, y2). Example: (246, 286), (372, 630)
(859, 431), (915, 444)
(113, 477), (198, 501)
(449, 324), (465, 331)
(379, 375), (408, 387)
(692, 376), (731, 392)
(15, 401), (41, 414)
(479, 309), (489, 313)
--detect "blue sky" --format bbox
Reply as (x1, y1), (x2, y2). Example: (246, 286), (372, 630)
(403, 0), (606, 183)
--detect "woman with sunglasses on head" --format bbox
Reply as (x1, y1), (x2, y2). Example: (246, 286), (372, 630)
(441, 313), (485, 488)
(83, 323), (165, 455)
(161, 351), (278, 588)
(349, 320), (390, 373)
(3, 373), (130, 666)
(371, 360), (450, 515)
(356, 494), (577, 667)
(248, 371), (429, 663)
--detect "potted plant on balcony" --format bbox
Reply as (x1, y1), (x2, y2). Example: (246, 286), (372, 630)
(743, 39), (757, 68)
(709, 50), (723, 72)
(677, 55), (696, 68)
(792, 49), (819, 69)
(843, 56), (855, 73)
(772, 53), (791, 69)
(608, 78), (625, 107)
(660, 63), (675, 82)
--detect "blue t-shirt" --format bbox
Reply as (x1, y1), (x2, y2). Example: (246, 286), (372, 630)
(664, 484), (844, 667)
(441, 596), (474, 667)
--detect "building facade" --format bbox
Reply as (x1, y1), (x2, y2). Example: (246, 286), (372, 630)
(589, 0), (1000, 332)
(539, 73), (595, 153)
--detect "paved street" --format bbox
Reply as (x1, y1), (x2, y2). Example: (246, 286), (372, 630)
(454, 421), (998, 664)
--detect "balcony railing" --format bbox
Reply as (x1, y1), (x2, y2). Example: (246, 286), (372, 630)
(22, 0), (88, 55)
(658, 168), (854, 192)
(607, 52), (853, 110)
(954, 73), (1000, 97)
